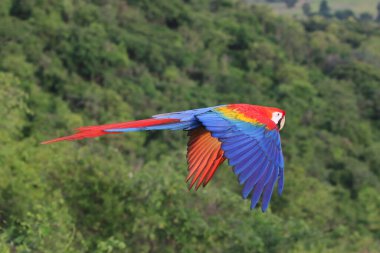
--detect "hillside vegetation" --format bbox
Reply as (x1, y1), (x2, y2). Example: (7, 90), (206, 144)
(249, 0), (380, 17)
(0, 0), (379, 252)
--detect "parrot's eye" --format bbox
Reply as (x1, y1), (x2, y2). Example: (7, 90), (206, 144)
(278, 116), (286, 130)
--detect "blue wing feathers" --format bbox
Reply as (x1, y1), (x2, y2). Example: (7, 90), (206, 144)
(239, 158), (268, 184)
(278, 167), (284, 195)
(265, 141), (276, 162)
(215, 130), (243, 139)
(233, 155), (254, 174)
(240, 157), (269, 186)
(258, 137), (272, 152)
(261, 166), (279, 211)
(250, 163), (275, 209)
(196, 110), (285, 211)
(234, 148), (262, 175)
(242, 161), (270, 199)
(232, 149), (263, 175)
(153, 106), (219, 120)
(221, 138), (252, 151)
(242, 164), (266, 198)
(221, 135), (248, 145)
(228, 144), (259, 166)
(225, 141), (257, 160)
(206, 126), (232, 132)
(205, 120), (231, 127)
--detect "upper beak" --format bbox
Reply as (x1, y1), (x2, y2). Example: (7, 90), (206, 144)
(278, 116), (285, 130)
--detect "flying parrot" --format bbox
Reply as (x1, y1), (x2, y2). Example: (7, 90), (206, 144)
(43, 104), (286, 211)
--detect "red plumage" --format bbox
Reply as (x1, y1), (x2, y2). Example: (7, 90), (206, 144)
(41, 118), (179, 144)
(186, 127), (226, 190)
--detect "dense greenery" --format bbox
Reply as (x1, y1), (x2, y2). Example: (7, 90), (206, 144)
(258, 0), (380, 22)
(0, 0), (379, 252)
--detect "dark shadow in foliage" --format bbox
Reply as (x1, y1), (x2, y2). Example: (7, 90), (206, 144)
(334, 9), (355, 20)
(319, 0), (331, 18)
(10, 0), (34, 20)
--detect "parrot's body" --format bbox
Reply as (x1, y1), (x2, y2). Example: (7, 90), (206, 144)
(43, 104), (286, 211)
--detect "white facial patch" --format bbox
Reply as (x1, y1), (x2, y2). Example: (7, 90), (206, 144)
(271, 112), (283, 125)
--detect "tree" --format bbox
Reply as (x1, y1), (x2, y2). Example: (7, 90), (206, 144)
(334, 9), (355, 20)
(376, 2), (380, 22)
(359, 12), (373, 22)
(319, 0), (331, 17)
(284, 0), (298, 8)
(302, 2), (312, 17)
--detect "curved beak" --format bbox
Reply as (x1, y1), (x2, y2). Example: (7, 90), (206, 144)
(278, 116), (285, 130)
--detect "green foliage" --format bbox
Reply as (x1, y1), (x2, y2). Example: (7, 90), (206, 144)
(255, 0), (380, 19)
(0, 0), (379, 252)
(0, 73), (30, 142)
(302, 3), (312, 16)
(319, 0), (332, 17)
(284, 0), (298, 8)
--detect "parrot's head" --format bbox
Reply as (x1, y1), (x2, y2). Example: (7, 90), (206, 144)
(271, 110), (286, 131)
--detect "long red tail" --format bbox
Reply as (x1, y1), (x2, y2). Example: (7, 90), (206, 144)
(41, 118), (179, 144)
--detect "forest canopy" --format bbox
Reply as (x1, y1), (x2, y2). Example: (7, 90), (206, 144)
(0, 0), (379, 252)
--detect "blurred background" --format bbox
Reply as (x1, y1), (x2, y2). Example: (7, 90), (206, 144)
(0, 0), (379, 252)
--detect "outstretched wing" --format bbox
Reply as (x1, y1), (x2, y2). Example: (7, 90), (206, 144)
(196, 106), (285, 211)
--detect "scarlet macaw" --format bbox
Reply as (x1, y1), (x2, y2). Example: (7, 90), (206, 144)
(43, 104), (286, 211)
